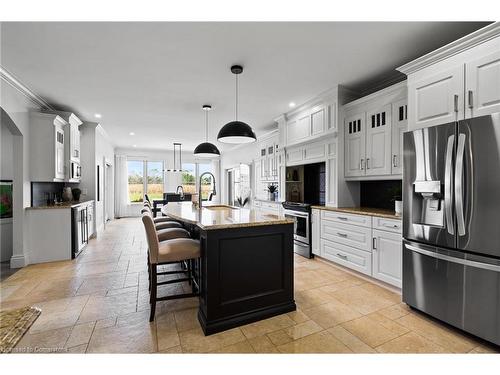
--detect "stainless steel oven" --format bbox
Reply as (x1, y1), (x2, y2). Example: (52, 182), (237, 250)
(283, 202), (312, 258)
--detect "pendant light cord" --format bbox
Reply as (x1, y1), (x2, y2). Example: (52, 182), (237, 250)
(205, 110), (209, 142)
(235, 73), (239, 121)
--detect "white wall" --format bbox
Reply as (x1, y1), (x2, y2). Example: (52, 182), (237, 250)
(0, 119), (14, 262)
(0, 80), (40, 268)
(80, 122), (115, 234)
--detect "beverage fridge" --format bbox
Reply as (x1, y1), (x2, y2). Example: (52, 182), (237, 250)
(403, 113), (500, 346)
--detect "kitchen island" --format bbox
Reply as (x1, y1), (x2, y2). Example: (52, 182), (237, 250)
(161, 202), (296, 335)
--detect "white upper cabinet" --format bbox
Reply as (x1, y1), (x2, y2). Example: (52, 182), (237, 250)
(391, 99), (408, 175)
(407, 65), (465, 130)
(343, 82), (406, 179)
(311, 106), (326, 136)
(286, 116), (309, 145)
(466, 50), (500, 118)
(344, 112), (365, 177)
(365, 104), (392, 176)
(398, 23), (500, 129)
(30, 112), (68, 182)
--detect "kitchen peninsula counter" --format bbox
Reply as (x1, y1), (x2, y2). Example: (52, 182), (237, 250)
(161, 202), (296, 335)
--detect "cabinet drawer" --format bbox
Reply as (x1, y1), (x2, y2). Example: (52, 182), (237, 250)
(321, 238), (372, 276)
(320, 210), (371, 227)
(321, 220), (372, 251)
(372, 217), (402, 234)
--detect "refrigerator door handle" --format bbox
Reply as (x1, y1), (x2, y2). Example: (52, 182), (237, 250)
(405, 243), (500, 272)
(455, 133), (466, 236)
(444, 134), (455, 235)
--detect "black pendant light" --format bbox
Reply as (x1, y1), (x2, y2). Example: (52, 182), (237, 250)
(194, 105), (220, 158)
(217, 65), (256, 144)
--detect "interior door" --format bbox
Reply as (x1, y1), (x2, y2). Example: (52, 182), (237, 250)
(365, 104), (392, 176)
(456, 114), (500, 257)
(391, 99), (408, 175)
(466, 50), (500, 119)
(344, 112), (366, 177)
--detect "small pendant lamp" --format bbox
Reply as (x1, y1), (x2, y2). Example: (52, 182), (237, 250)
(194, 105), (220, 158)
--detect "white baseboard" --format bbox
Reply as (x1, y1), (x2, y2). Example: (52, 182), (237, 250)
(10, 254), (27, 268)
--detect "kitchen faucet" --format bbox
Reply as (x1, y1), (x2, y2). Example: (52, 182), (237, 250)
(199, 172), (216, 209)
(176, 185), (184, 200)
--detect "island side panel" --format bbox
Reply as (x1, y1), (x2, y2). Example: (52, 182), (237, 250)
(198, 222), (295, 335)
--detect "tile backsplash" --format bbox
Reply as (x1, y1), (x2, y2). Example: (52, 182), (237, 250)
(360, 180), (402, 210)
(31, 182), (80, 206)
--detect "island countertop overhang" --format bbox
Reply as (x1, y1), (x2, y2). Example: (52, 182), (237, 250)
(161, 202), (293, 230)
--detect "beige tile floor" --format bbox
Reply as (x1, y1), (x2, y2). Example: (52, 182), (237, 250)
(1, 218), (499, 354)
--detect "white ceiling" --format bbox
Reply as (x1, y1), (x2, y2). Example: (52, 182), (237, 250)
(0, 22), (490, 151)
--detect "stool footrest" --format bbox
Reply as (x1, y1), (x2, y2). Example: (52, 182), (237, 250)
(156, 292), (198, 302)
(157, 277), (190, 286)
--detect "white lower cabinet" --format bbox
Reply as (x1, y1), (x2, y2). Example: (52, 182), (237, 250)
(311, 209), (320, 256)
(315, 210), (402, 288)
(321, 238), (372, 276)
(372, 229), (402, 288)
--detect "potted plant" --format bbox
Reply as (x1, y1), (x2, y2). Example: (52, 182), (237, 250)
(390, 185), (403, 216)
(267, 185), (278, 202)
(236, 196), (249, 207)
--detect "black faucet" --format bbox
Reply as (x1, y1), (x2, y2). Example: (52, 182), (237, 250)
(176, 185), (184, 200)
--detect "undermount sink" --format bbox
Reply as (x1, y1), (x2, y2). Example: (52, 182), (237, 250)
(204, 205), (237, 211)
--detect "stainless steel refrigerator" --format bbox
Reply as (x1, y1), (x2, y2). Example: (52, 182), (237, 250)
(403, 113), (500, 346)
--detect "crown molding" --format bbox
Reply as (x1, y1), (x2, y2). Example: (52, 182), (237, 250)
(343, 81), (407, 110)
(0, 65), (54, 110)
(397, 22), (500, 75)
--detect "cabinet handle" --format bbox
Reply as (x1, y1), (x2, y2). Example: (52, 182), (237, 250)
(382, 223), (399, 229)
(337, 216), (348, 221)
(468, 90), (474, 109)
(366, 158), (370, 169)
(360, 158), (364, 170)
(392, 155), (397, 168)
(336, 253), (348, 260)
(372, 237), (377, 250)
(337, 232), (348, 238)
(454, 94), (459, 113)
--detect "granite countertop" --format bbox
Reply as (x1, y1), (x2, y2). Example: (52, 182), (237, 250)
(161, 202), (293, 230)
(26, 200), (94, 210)
(311, 206), (401, 220)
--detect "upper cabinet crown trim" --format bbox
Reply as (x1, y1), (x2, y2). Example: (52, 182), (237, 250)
(397, 22), (500, 75)
(1, 65), (54, 110)
(343, 81), (407, 112)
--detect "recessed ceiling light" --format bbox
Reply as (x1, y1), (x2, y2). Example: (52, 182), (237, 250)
(132, 144), (137, 148)
(129, 132), (135, 136)
(94, 113), (102, 119)
(289, 102), (296, 108)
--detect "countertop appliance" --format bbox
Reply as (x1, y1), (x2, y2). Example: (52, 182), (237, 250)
(283, 202), (312, 258)
(72, 201), (94, 258)
(403, 113), (500, 346)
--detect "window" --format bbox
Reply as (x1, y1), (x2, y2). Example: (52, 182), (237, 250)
(127, 160), (164, 203)
(228, 164), (250, 206)
(181, 163), (196, 195)
(147, 161), (164, 200)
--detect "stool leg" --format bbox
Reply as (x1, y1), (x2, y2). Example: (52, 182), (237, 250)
(187, 260), (192, 286)
(147, 253), (151, 292)
(149, 264), (157, 322)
